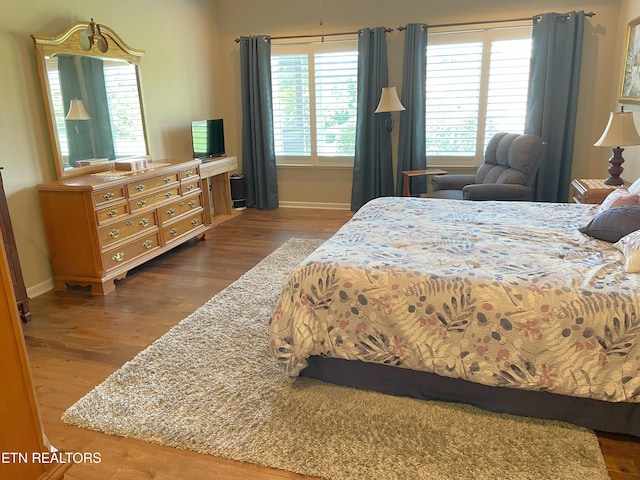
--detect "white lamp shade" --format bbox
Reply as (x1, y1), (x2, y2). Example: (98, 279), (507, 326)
(594, 109), (640, 147)
(375, 87), (406, 113)
(65, 99), (91, 120)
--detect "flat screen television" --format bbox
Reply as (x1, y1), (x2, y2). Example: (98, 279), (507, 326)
(191, 119), (225, 159)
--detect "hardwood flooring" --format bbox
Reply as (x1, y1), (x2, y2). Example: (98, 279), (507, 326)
(22, 207), (639, 479)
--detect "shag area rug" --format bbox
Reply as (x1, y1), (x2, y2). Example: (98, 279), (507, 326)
(62, 238), (609, 480)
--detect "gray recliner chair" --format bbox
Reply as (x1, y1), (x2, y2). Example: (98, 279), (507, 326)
(428, 132), (545, 201)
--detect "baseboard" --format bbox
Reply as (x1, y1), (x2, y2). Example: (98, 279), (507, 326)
(278, 201), (351, 210)
(27, 278), (54, 299)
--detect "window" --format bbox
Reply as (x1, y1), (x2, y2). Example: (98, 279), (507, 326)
(271, 41), (358, 166)
(425, 27), (532, 167)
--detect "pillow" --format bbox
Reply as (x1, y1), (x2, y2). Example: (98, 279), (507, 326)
(614, 229), (640, 273)
(599, 187), (640, 212)
(629, 177), (640, 195)
(579, 205), (640, 242)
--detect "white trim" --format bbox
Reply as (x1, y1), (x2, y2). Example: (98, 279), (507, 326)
(278, 201), (350, 210)
(28, 278), (55, 299)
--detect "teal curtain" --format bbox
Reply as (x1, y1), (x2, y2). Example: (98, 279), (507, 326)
(525, 11), (585, 202)
(240, 35), (279, 210)
(396, 24), (428, 196)
(81, 57), (115, 160)
(351, 27), (392, 211)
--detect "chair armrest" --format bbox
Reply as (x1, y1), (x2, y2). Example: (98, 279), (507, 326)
(431, 174), (475, 191)
(462, 184), (534, 201)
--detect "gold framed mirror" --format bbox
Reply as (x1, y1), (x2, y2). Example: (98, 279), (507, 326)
(32, 20), (149, 179)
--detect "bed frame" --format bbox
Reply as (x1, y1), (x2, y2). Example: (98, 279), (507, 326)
(302, 356), (640, 437)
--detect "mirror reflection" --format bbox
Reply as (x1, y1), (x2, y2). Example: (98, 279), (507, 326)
(33, 21), (148, 179)
(45, 55), (146, 169)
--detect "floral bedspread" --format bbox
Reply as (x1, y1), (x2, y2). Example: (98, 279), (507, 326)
(269, 197), (640, 403)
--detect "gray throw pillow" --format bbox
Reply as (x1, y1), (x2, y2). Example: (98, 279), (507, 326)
(579, 205), (640, 242)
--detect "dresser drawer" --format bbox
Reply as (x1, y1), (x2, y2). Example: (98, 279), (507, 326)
(158, 193), (203, 224)
(93, 187), (126, 207)
(162, 210), (204, 244)
(98, 212), (158, 248)
(102, 232), (160, 271)
(180, 167), (199, 181)
(127, 173), (180, 198)
(182, 177), (201, 195)
(95, 201), (129, 226)
(129, 186), (180, 212)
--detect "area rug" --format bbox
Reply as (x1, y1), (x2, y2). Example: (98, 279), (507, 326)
(62, 238), (609, 480)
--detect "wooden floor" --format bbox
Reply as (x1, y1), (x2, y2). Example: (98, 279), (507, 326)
(23, 208), (639, 480)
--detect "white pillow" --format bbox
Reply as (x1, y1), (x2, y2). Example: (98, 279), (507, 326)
(599, 186), (640, 213)
(629, 177), (640, 195)
(614, 229), (640, 273)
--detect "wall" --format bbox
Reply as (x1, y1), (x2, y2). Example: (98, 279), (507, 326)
(611, 0), (640, 182)
(214, 0), (624, 206)
(0, 0), (221, 296)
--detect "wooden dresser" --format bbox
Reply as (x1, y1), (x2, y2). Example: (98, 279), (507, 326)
(37, 159), (209, 294)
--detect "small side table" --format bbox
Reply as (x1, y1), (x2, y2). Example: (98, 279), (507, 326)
(570, 178), (628, 204)
(402, 169), (448, 197)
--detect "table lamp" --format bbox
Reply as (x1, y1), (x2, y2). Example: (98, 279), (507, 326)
(594, 106), (640, 186)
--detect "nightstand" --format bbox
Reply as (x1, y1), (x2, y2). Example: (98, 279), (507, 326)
(570, 178), (628, 204)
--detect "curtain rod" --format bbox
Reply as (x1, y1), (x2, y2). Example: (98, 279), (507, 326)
(234, 28), (393, 43)
(234, 11), (596, 43)
(399, 11), (595, 31)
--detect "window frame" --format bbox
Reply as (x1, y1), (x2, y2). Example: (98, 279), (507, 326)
(425, 25), (533, 169)
(271, 39), (358, 168)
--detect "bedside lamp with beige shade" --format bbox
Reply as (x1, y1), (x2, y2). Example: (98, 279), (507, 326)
(594, 106), (640, 186)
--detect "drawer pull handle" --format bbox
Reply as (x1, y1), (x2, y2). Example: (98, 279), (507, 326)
(136, 184), (145, 192)
(179, 201), (185, 207)
(126, 221), (133, 226)
(188, 200), (196, 207)
(107, 209), (117, 217)
(185, 170), (193, 177)
(139, 218), (149, 227)
(191, 219), (199, 226)
(112, 252), (125, 262)
(108, 229), (120, 239)
(143, 239), (153, 249)
(169, 228), (179, 237)
(167, 208), (175, 216)
(165, 192), (173, 198)
(187, 185), (195, 191)
(103, 192), (114, 200)
(137, 200), (147, 207)
(164, 177), (172, 183)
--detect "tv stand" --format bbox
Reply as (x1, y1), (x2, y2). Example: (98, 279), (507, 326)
(198, 155), (241, 227)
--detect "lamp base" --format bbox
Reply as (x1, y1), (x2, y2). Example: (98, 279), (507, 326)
(603, 146), (625, 186)
(384, 115), (394, 132)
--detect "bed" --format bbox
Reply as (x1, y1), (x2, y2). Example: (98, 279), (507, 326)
(269, 197), (640, 436)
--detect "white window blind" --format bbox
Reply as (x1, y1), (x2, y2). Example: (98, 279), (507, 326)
(46, 62), (69, 157)
(103, 62), (146, 158)
(425, 27), (532, 167)
(315, 51), (358, 156)
(484, 38), (532, 148)
(271, 41), (358, 166)
(426, 42), (482, 156)
(271, 54), (311, 156)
